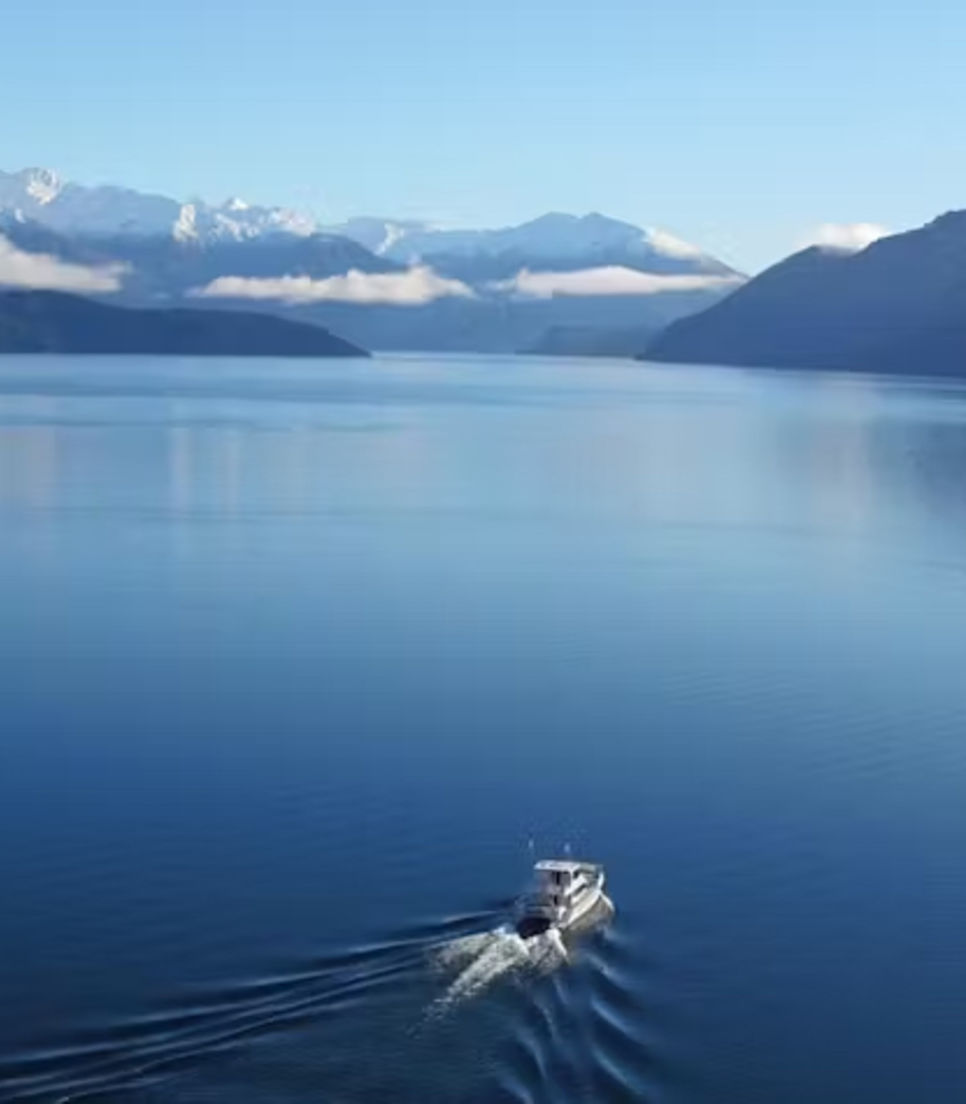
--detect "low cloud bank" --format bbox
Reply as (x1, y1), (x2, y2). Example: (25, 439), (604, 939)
(493, 266), (743, 299)
(0, 235), (126, 292)
(195, 266), (474, 306)
(802, 223), (890, 253)
(195, 263), (741, 307)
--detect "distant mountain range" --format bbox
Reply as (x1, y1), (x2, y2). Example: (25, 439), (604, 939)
(330, 211), (734, 279)
(0, 289), (365, 357)
(0, 167), (318, 242)
(646, 213), (966, 376)
(14, 168), (966, 379)
(0, 168), (743, 355)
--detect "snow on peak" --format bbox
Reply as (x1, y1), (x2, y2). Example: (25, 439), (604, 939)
(362, 211), (715, 264)
(643, 227), (704, 260)
(0, 167), (321, 244)
(324, 217), (437, 256)
(18, 167), (63, 205)
(0, 168), (735, 279)
(346, 212), (735, 277)
(173, 204), (198, 242)
(183, 198), (317, 242)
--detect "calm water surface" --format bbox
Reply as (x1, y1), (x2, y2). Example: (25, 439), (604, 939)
(2, 354), (966, 1102)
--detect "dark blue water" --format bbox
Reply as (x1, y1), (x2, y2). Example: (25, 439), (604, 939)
(2, 354), (966, 1103)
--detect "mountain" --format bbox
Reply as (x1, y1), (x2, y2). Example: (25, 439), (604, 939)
(335, 211), (735, 281)
(0, 289), (366, 357)
(213, 213), (743, 354)
(325, 217), (435, 256)
(0, 168), (743, 355)
(0, 214), (399, 303)
(313, 213), (742, 353)
(646, 212), (966, 375)
(0, 167), (317, 243)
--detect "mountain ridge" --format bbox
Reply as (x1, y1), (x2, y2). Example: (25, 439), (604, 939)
(0, 288), (367, 357)
(0, 167), (743, 354)
(0, 167), (317, 243)
(0, 167), (738, 277)
(645, 212), (966, 375)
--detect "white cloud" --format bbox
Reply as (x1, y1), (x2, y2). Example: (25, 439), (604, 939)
(491, 265), (743, 299)
(0, 235), (126, 292)
(194, 265), (474, 306)
(801, 223), (890, 253)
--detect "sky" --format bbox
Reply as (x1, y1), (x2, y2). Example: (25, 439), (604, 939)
(2, 0), (965, 272)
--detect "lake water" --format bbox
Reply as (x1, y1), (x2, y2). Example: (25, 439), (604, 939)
(2, 354), (966, 1103)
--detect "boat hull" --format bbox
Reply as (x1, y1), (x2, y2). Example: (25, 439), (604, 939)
(561, 891), (613, 940)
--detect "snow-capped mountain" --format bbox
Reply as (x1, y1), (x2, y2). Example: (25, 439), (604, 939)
(0, 167), (316, 243)
(324, 217), (436, 256)
(0, 167), (744, 354)
(330, 211), (734, 280)
(0, 168), (736, 279)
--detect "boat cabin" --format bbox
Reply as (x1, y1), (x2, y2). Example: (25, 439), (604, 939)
(516, 858), (605, 938)
(530, 860), (600, 916)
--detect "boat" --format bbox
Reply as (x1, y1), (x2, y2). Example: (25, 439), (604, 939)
(514, 859), (608, 939)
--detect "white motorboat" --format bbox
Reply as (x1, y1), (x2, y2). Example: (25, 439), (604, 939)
(514, 859), (607, 939)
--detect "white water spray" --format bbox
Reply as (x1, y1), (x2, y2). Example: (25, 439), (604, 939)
(428, 925), (568, 1013)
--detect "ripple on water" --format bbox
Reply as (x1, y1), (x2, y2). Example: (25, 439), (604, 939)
(0, 899), (652, 1104)
(0, 920), (458, 1102)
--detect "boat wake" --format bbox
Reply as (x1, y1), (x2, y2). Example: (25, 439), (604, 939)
(0, 900), (617, 1101)
(428, 922), (577, 1013)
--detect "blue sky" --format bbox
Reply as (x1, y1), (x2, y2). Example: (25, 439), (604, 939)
(2, 0), (964, 271)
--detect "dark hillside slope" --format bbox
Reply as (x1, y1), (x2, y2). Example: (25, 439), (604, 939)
(647, 213), (966, 376)
(0, 290), (367, 357)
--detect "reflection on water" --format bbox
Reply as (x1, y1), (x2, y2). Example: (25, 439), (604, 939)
(2, 355), (966, 1103)
(3, 357), (966, 546)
